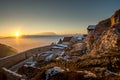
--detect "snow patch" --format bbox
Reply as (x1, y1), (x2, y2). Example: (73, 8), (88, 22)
(45, 53), (54, 61)
(56, 51), (70, 61)
(52, 44), (67, 49)
(52, 46), (64, 49)
(45, 67), (64, 80)
(56, 44), (67, 48)
(56, 51), (64, 60)
(24, 61), (36, 67)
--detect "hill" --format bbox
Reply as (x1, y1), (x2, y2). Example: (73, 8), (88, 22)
(0, 44), (17, 58)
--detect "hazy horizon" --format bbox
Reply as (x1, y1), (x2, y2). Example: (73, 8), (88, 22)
(0, 32), (84, 38)
(0, 36), (64, 52)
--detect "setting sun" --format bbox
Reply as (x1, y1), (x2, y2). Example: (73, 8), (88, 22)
(15, 32), (20, 37)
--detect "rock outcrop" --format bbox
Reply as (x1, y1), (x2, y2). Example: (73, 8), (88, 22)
(85, 9), (120, 54)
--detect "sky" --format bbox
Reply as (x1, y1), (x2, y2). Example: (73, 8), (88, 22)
(0, 0), (120, 37)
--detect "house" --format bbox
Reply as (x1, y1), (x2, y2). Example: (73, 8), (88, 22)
(87, 25), (96, 33)
(58, 39), (62, 44)
(62, 36), (76, 45)
(56, 36), (77, 50)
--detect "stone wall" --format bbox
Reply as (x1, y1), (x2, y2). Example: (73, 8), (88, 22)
(2, 67), (22, 80)
(0, 45), (52, 80)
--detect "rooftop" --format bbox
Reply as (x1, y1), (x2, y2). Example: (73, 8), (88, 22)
(87, 25), (96, 30)
(62, 37), (73, 42)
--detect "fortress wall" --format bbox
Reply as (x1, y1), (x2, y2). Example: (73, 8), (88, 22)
(0, 52), (26, 69)
(0, 45), (52, 80)
(0, 45), (51, 69)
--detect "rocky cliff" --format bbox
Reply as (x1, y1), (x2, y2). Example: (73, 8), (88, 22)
(85, 9), (120, 54)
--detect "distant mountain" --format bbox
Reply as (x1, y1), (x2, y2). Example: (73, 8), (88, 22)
(0, 43), (17, 58)
(0, 32), (83, 39)
(37, 32), (57, 36)
(21, 32), (58, 38)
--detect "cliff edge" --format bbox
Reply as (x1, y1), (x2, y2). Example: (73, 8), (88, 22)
(85, 9), (120, 55)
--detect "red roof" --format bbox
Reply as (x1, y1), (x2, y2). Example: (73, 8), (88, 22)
(62, 37), (73, 42)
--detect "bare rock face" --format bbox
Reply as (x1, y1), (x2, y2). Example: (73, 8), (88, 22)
(85, 9), (120, 54)
(111, 10), (120, 26)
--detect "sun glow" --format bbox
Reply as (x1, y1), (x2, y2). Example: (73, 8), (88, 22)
(15, 32), (21, 37)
